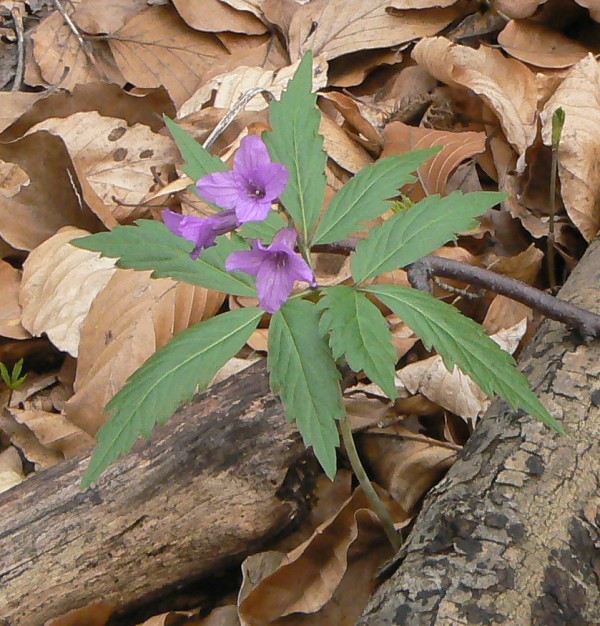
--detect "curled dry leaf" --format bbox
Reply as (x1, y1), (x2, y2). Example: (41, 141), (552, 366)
(288, 1), (464, 62)
(19, 227), (117, 357)
(574, 0), (600, 21)
(483, 295), (532, 335)
(65, 269), (225, 436)
(413, 37), (538, 163)
(396, 319), (527, 425)
(28, 112), (178, 225)
(172, 0), (267, 34)
(72, 0), (150, 35)
(0, 92), (46, 134)
(239, 486), (408, 625)
(540, 55), (600, 241)
(109, 5), (230, 108)
(0, 160), (29, 197)
(0, 259), (30, 340)
(44, 600), (115, 626)
(0, 446), (25, 494)
(382, 120), (486, 197)
(498, 20), (589, 69)
(320, 114), (373, 174)
(491, 0), (547, 19)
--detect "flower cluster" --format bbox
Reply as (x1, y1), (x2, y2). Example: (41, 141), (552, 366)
(163, 135), (315, 313)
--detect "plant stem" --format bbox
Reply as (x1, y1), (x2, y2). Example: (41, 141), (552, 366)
(339, 411), (403, 551)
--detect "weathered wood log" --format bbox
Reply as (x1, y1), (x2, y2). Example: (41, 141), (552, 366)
(0, 363), (310, 626)
(359, 239), (600, 625)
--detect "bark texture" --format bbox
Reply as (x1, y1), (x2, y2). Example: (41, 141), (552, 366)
(359, 239), (600, 625)
(0, 363), (309, 626)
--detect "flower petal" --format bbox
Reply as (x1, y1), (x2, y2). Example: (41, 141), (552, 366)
(233, 135), (273, 180)
(286, 253), (317, 287)
(234, 194), (272, 223)
(269, 227), (299, 252)
(196, 170), (240, 209)
(256, 257), (296, 313)
(254, 162), (289, 201)
(226, 248), (269, 276)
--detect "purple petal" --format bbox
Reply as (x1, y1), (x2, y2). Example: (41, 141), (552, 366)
(269, 227), (298, 252)
(234, 194), (272, 223)
(162, 209), (185, 235)
(256, 257), (296, 313)
(233, 135), (273, 180)
(226, 248), (269, 277)
(286, 253), (317, 287)
(253, 162), (289, 202)
(196, 170), (239, 209)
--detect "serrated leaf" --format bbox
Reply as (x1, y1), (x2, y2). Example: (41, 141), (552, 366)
(351, 191), (507, 283)
(263, 51), (326, 242)
(0, 363), (10, 387)
(82, 307), (263, 487)
(317, 285), (397, 400)
(240, 210), (288, 244)
(12, 358), (23, 381)
(164, 115), (227, 181)
(72, 220), (256, 297)
(311, 148), (440, 245)
(364, 284), (563, 433)
(268, 299), (344, 478)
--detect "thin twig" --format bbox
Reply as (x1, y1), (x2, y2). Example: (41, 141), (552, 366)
(10, 4), (24, 92)
(312, 239), (600, 341)
(51, 0), (97, 68)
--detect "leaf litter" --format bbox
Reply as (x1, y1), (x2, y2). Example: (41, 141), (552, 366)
(0, 0), (599, 623)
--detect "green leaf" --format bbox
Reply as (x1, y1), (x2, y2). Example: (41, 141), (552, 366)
(163, 115), (227, 181)
(0, 362), (10, 387)
(263, 51), (326, 242)
(351, 191), (507, 283)
(268, 299), (344, 478)
(240, 210), (288, 244)
(317, 285), (397, 400)
(311, 148), (440, 245)
(72, 220), (256, 297)
(12, 358), (23, 381)
(82, 307), (263, 487)
(364, 284), (563, 433)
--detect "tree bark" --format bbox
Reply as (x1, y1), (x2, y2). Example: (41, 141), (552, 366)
(359, 239), (600, 626)
(0, 363), (310, 626)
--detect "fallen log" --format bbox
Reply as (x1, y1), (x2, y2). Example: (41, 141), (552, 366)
(0, 363), (310, 626)
(359, 238), (600, 625)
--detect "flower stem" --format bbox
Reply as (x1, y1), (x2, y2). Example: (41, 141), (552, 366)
(339, 411), (403, 551)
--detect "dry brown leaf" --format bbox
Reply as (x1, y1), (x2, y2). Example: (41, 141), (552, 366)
(396, 320), (527, 424)
(19, 227), (117, 357)
(72, 0), (149, 34)
(0, 92), (45, 134)
(540, 55), (600, 241)
(392, 0), (459, 5)
(172, 0), (267, 34)
(575, 0), (600, 21)
(0, 259), (29, 339)
(328, 48), (402, 88)
(0, 446), (25, 494)
(179, 56), (328, 116)
(483, 295), (531, 335)
(239, 486), (407, 625)
(65, 269), (224, 435)
(320, 114), (373, 174)
(29, 112), (178, 225)
(10, 408), (95, 459)
(0, 131), (103, 251)
(9, 371), (60, 408)
(318, 91), (382, 145)
(195, 606), (240, 626)
(483, 243), (544, 285)
(382, 121), (486, 197)
(498, 20), (589, 69)
(31, 10), (124, 90)
(491, 0), (546, 18)
(0, 160), (29, 197)
(45, 600), (115, 626)
(109, 5), (229, 108)
(288, 1), (463, 62)
(413, 37), (538, 163)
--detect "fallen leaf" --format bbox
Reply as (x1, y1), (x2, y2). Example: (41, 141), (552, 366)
(65, 269), (224, 435)
(45, 600), (115, 626)
(320, 114), (373, 174)
(172, 0), (267, 34)
(413, 37), (538, 163)
(109, 5), (229, 107)
(540, 54), (600, 241)
(288, 1), (464, 62)
(498, 20), (589, 68)
(19, 227), (117, 357)
(0, 92), (46, 133)
(0, 160), (29, 197)
(28, 112), (179, 225)
(483, 295), (531, 335)
(72, 0), (149, 34)
(0, 259), (30, 339)
(574, 0), (600, 21)
(491, 0), (546, 18)
(0, 446), (25, 494)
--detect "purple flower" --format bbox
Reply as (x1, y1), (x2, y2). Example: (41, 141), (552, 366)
(226, 228), (316, 313)
(162, 208), (239, 259)
(196, 135), (288, 223)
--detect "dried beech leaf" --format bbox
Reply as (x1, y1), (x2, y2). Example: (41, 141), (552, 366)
(172, 0), (267, 34)
(320, 114), (373, 174)
(109, 5), (229, 107)
(72, 0), (149, 35)
(0, 160), (29, 197)
(45, 600), (115, 626)
(0, 92), (46, 133)
(65, 269), (224, 435)
(540, 55), (600, 241)
(382, 121), (486, 196)
(575, 0), (600, 21)
(498, 20), (589, 69)
(413, 37), (538, 159)
(28, 112), (178, 225)
(483, 295), (531, 335)
(19, 227), (117, 357)
(491, 0), (546, 18)
(289, 1), (463, 61)
(0, 446), (25, 494)
(0, 260), (30, 339)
